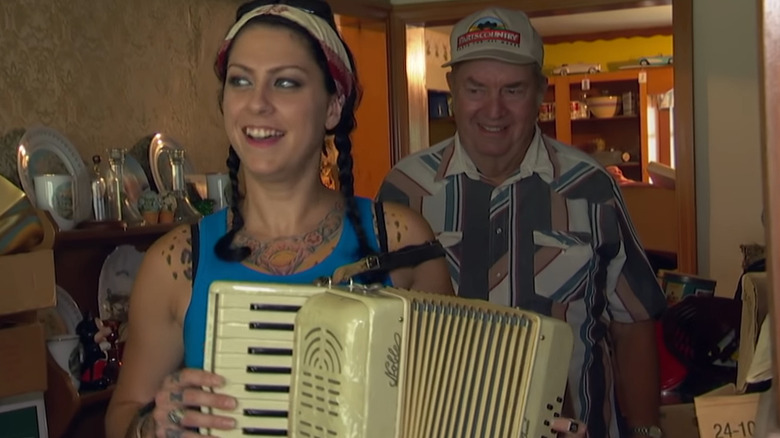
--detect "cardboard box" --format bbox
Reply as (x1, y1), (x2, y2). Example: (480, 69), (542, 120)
(0, 323), (47, 399)
(690, 273), (768, 437)
(660, 403), (700, 438)
(0, 249), (55, 317)
(694, 386), (760, 438)
(738, 272), (769, 389)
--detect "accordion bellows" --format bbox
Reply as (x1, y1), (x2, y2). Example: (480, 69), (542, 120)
(203, 281), (573, 438)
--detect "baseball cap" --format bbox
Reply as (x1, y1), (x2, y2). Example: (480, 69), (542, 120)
(443, 7), (544, 68)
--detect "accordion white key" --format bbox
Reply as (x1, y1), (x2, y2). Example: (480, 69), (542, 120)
(202, 281), (573, 438)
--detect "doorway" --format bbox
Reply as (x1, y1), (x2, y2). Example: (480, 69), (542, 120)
(337, 15), (392, 199)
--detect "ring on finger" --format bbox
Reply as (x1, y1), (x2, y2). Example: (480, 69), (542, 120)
(167, 408), (185, 426)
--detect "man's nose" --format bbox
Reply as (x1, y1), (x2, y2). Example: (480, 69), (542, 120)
(485, 93), (505, 118)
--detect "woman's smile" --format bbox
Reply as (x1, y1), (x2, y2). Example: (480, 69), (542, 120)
(243, 126), (286, 148)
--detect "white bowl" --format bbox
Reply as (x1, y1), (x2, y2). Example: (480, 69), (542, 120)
(586, 96), (620, 118)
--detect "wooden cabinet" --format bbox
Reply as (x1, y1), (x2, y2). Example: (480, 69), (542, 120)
(426, 66), (674, 182)
(44, 223), (181, 438)
(547, 66), (674, 182)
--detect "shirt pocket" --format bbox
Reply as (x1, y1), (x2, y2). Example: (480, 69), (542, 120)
(532, 230), (593, 301)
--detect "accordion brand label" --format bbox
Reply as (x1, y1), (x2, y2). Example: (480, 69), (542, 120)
(385, 332), (402, 387)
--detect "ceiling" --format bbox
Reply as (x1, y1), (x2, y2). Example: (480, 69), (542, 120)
(428, 5), (672, 38)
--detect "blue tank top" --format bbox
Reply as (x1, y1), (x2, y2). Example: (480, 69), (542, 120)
(183, 197), (388, 368)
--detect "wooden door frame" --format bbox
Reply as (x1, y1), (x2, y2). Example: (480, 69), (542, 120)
(329, 0), (391, 19)
(387, 0), (697, 275)
(760, 0), (780, 423)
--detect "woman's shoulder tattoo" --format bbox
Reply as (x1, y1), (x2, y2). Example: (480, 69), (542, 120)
(160, 227), (193, 281)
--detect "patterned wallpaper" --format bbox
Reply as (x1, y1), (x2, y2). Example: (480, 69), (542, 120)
(0, 0), (243, 177)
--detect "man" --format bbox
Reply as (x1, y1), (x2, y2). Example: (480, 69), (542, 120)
(377, 7), (666, 438)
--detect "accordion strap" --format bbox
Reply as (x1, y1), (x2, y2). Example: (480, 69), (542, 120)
(329, 240), (445, 284)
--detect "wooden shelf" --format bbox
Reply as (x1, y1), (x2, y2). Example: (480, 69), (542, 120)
(45, 353), (116, 438)
(46, 219), (179, 437)
(552, 68), (649, 84)
(572, 115), (639, 122)
(56, 222), (188, 246)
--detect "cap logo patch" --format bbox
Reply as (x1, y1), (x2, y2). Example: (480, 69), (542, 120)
(456, 17), (521, 50)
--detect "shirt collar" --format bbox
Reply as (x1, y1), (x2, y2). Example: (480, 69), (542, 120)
(436, 126), (557, 185)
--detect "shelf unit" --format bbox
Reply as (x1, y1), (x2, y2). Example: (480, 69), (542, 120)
(45, 222), (186, 438)
(552, 69), (644, 180)
(550, 66), (674, 181)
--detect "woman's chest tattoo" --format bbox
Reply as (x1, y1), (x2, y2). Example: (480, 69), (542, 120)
(237, 209), (343, 275)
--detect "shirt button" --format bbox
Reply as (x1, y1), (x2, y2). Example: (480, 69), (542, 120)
(496, 227), (503, 235)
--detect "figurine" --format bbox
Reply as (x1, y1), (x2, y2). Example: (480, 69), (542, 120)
(159, 192), (177, 223)
(137, 189), (162, 225)
(76, 312), (113, 391)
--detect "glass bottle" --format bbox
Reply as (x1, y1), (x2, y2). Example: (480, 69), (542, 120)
(106, 149), (125, 221)
(168, 149), (202, 222)
(90, 155), (107, 221)
(106, 148), (144, 225)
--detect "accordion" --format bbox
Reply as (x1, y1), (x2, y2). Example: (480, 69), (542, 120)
(202, 281), (573, 438)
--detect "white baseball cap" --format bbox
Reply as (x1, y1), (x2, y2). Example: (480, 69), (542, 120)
(443, 7), (544, 68)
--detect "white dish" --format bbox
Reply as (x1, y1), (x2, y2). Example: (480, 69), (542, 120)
(97, 245), (145, 322)
(56, 285), (82, 335)
(148, 133), (195, 194)
(17, 126), (91, 225)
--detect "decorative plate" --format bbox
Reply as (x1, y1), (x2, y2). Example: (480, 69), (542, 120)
(17, 126), (91, 224)
(0, 128), (26, 188)
(127, 134), (156, 187)
(123, 155), (151, 207)
(56, 285), (82, 335)
(37, 307), (70, 339)
(97, 245), (145, 322)
(148, 133), (195, 194)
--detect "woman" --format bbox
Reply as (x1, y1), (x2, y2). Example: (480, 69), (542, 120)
(105, 2), (453, 436)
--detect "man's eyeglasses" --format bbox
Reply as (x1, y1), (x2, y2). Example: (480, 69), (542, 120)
(236, 0), (337, 29)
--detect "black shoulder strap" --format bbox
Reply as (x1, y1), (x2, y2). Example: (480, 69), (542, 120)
(190, 222), (200, 284)
(373, 240), (445, 272)
(328, 201), (445, 284)
(330, 240), (445, 284)
(374, 201), (389, 253)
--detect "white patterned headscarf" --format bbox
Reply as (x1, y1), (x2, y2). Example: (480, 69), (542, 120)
(215, 4), (355, 100)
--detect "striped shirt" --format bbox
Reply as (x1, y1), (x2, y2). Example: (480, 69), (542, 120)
(377, 128), (666, 437)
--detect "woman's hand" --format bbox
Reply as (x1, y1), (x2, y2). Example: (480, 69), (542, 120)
(552, 418), (587, 438)
(149, 368), (238, 437)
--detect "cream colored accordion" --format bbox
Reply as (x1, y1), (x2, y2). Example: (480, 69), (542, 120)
(202, 281), (573, 438)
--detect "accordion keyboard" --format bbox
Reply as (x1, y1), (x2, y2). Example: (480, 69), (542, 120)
(202, 281), (324, 438)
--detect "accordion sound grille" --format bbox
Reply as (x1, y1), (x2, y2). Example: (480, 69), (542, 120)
(202, 281), (326, 438)
(403, 298), (534, 437)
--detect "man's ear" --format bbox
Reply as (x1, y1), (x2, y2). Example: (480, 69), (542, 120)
(446, 71), (453, 91)
(325, 95), (345, 131)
